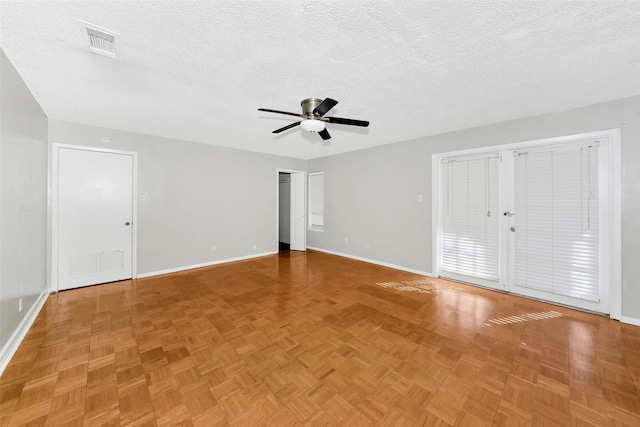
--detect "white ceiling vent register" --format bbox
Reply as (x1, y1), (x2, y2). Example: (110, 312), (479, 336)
(79, 20), (119, 59)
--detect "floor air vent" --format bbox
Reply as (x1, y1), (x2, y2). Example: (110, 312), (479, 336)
(79, 20), (119, 58)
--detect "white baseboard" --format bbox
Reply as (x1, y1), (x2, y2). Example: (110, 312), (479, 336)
(136, 251), (278, 278)
(620, 316), (640, 327)
(307, 246), (435, 278)
(0, 287), (50, 376)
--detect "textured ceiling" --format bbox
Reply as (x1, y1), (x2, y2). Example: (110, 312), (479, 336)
(1, 1), (639, 159)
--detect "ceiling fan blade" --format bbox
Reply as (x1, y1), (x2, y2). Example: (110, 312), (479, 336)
(258, 108), (303, 118)
(326, 116), (369, 127)
(313, 98), (338, 117)
(272, 122), (301, 133)
(318, 128), (331, 140)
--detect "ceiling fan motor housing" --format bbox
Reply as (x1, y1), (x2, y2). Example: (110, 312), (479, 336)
(301, 98), (324, 118)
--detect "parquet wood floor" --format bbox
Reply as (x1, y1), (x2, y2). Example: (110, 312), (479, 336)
(2, 250), (640, 426)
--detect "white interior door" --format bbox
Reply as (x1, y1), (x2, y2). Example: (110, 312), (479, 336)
(289, 172), (306, 251)
(56, 146), (135, 290)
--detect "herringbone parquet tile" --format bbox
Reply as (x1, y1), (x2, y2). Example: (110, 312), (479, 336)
(1, 250), (640, 426)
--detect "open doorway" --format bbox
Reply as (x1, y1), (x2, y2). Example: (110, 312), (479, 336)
(277, 169), (307, 252)
(278, 173), (291, 251)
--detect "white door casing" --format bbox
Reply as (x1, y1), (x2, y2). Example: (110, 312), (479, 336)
(52, 145), (137, 291)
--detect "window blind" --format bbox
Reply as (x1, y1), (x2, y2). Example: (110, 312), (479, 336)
(441, 155), (500, 280)
(513, 144), (599, 301)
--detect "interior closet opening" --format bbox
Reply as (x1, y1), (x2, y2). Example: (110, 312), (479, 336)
(278, 172), (291, 251)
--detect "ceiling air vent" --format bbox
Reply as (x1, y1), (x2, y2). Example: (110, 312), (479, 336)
(79, 20), (119, 59)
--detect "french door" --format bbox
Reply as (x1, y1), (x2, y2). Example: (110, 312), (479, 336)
(435, 132), (619, 315)
(506, 141), (607, 312)
(439, 153), (502, 290)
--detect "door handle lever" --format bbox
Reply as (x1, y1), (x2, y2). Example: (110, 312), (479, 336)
(503, 212), (515, 217)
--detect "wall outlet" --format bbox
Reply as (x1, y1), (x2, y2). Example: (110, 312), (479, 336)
(211, 245), (216, 252)
(344, 237), (348, 243)
(18, 297), (23, 313)
(253, 245), (257, 251)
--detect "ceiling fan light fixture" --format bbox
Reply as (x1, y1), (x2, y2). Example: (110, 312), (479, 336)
(300, 119), (325, 132)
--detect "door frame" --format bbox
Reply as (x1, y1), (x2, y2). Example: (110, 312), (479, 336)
(432, 129), (621, 318)
(276, 168), (307, 251)
(51, 143), (138, 292)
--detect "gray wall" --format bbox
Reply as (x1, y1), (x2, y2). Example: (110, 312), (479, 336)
(48, 120), (306, 275)
(0, 50), (49, 350)
(308, 96), (640, 319)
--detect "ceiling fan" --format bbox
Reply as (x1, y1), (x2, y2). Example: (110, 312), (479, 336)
(258, 98), (369, 140)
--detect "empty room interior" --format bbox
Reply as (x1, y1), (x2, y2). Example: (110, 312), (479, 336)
(2, 1), (640, 425)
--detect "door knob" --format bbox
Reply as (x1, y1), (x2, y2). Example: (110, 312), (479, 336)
(510, 226), (516, 232)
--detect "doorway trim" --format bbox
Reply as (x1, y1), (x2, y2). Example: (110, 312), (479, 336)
(431, 129), (621, 318)
(51, 143), (138, 292)
(276, 168), (307, 251)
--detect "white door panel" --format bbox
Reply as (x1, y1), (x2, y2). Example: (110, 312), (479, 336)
(290, 172), (306, 251)
(57, 147), (134, 290)
(439, 154), (502, 290)
(508, 142), (607, 313)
